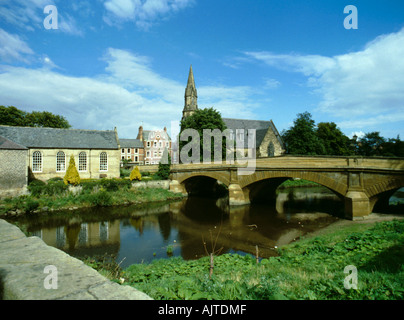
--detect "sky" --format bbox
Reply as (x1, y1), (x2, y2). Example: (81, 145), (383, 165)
(0, 0), (404, 140)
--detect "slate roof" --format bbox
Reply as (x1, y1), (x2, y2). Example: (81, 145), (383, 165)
(142, 130), (171, 142)
(0, 126), (119, 149)
(120, 139), (144, 149)
(0, 135), (28, 150)
(222, 118), (284, 148)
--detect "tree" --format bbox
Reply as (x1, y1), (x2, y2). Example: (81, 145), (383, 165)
(64, 155), (81, 186)
(282, 112), (325, 155)
(381, 136), (404, 157)
(0, 105), (71, 128)
(179, 108), (229, 163)
(129, 166), (142, 181)
(316, 122), (351, 155)
(357, 132), (386, 156)
(156, 148), (171, 180)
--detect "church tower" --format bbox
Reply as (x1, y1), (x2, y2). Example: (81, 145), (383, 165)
(182, 65), (198, 121)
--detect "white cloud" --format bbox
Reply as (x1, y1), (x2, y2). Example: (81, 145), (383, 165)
(0, 48), (259, 138)
(103, 0), (195, 29)
(0, 0), (83, 36)
(0, 29), (34, 63)
(243, 28), (404, 133)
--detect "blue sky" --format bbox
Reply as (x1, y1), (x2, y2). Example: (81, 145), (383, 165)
(0, 0), (404, 139)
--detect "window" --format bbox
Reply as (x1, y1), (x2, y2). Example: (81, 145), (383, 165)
(79, 152), (87, 172)
(127, 148), (131, 153)
(56, 151), (66, 172)
(154, 141), (157, 147)
(121, 148), (125, 153)
(146, 151), (150, 157)
(159, 142), (162, 147)
(154, 151), (157, 157)
(32, 151), (42, 172)
(135, 148), (138, 154)
(135, 156), (138, 162)
(100, 152), (108, 171)
(147, 142), (151, 147)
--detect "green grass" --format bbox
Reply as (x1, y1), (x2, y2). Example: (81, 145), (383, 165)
(116, 219), (404, 300)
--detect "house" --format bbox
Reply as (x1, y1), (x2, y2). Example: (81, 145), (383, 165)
(136, 126), (172, 165)
(0, 125), (121, 182)
(181, 65), (285, 157)
(120, 139), (145, 165)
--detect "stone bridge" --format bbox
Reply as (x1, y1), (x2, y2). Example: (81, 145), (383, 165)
(169, 156), (404, 220)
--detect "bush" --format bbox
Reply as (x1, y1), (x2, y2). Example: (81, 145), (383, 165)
(130, 166), (142, 181)
(64, 155), (81, 186)
(89, 190), (113, 206)
(28, 179), (46, 197)
(24, 198), (39, 212)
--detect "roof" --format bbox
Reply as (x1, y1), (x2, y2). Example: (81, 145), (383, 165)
(120, 139), (144, 149)
(142, 130), (171, 141)
(222, 118), (284, 148)
(0, 135), (27, 150)
(0, 126), (119, 149)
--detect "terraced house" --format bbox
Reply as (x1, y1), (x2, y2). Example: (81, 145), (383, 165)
(0, 125), (121, 186)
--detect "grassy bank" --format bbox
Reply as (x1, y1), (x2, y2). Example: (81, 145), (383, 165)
(100, 219), (404, 300)
(0, 178), (184, 217)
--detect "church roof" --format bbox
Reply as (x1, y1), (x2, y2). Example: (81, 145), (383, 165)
(223, 118), (284, 148)
(0, 125), (119, 149)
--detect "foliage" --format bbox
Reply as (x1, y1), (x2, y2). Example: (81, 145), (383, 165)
(120, 219), (404, 300)
(130, 166), (142, 181)
(316, 122), (351, 155)
(356, 132), (404, 157)
(156, 149), (171, 180)
(64, 155), (81, 186)
(0, 105), (71, 128)
(179, 107), (228, 163)
(282, 112), (326, 155)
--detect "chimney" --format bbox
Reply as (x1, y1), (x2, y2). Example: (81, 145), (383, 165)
(137, 125), (144, 141)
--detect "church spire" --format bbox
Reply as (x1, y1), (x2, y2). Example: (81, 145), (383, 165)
(182, 65), (198, 120)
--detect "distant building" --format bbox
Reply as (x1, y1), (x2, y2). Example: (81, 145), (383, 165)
(120, 139), (145, 165)
(181, 65), (285, 157)
(136, 126), (172, 165)
(0, 125), (121, 182)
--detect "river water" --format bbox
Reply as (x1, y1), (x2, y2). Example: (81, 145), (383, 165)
(19, 187), (403, 269)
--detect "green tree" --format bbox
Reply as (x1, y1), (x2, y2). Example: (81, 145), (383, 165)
(357, 132), (386, 156)
(0, 105), (71, 128)
(381, 135), (404, 157)
(156, 148), (171, 180)
(316, 122), (351, 155)
(282, 112), (325, 155)
(179, 108), (229, 162)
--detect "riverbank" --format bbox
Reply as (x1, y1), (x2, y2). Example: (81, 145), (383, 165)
(0, 179), (185, 218)
(98, 215), (404, 300)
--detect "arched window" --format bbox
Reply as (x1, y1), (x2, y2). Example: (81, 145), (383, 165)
(79, 152), (87, 172)
(100, 152), (108, 171)
(56, 151), (66, 172)
(32, 151), (42, 172)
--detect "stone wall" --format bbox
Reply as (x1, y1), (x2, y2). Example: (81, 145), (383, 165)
(0, 149), (28, 198)
(258, 128), (285, 157)
(0, 219), (152, 300)
(28, 148), (121, 181)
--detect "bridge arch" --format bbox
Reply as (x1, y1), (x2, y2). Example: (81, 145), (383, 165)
(238, 170), (347, 197)
(175, 171), (231, 187)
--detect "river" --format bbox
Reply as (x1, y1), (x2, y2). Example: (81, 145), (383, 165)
(18, 186), (403, 269)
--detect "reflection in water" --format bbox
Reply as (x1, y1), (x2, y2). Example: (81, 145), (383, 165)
(23, 187), (383, 269)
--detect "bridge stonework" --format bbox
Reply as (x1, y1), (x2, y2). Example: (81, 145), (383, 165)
(169, 156), (404, 220)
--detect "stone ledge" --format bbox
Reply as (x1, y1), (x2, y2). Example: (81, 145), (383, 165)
(0, 219), (152, 300)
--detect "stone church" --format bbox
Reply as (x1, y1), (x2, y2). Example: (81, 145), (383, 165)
(181, 65), (285, 157)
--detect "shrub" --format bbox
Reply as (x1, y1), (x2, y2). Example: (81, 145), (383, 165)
(28, 179), (46, 197)
(89, 190), (113, 206)
(130, 166), (142, 181)
(24, 198), (39, 212)
(64, 155), (81, 186)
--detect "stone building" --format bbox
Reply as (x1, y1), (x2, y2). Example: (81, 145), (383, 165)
(0, 136), (28, 197)
(0, 125), (121, 182)
(181, 65), (285, 157)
